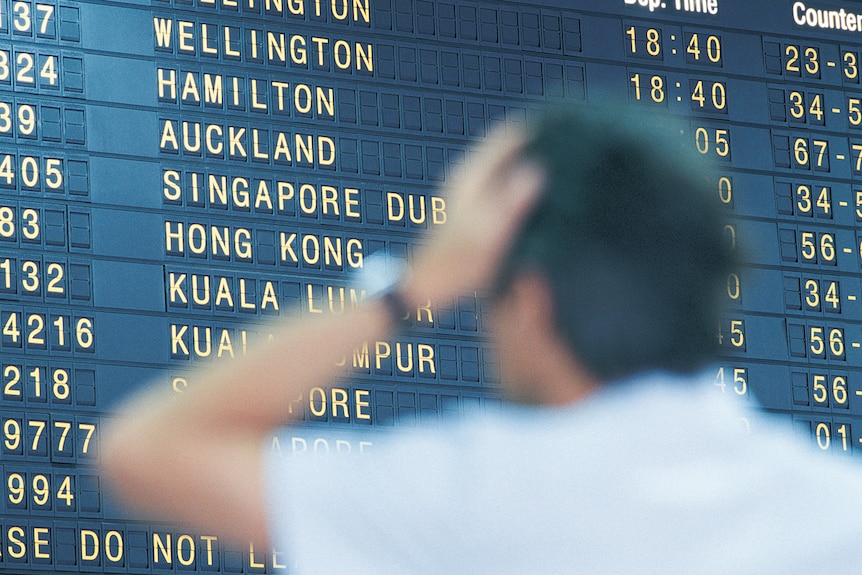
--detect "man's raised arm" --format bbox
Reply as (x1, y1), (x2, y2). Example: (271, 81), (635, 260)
(98, 128), (543, 549)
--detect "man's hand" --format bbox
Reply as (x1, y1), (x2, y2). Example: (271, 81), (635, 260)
(402, 127), (545, 306)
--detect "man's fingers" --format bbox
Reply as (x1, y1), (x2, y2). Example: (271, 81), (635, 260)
(499, 160), (545, 228)
(448, 126), (527, 201)
(405, 124), (543, 299)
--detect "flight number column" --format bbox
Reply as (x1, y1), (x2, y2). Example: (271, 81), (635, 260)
(0, 2), (102, 572)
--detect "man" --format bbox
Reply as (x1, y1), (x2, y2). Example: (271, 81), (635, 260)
(101, 104), (862, 573)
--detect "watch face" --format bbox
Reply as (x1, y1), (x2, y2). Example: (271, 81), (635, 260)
(358, 252), (404, 298)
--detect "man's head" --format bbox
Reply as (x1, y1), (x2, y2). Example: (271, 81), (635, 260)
(493, 103), (735, 384)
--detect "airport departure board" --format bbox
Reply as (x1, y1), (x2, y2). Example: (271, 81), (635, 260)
(2, 0), (862, 571)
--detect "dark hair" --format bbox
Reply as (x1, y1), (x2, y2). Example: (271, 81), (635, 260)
(494, 103), (735, 381)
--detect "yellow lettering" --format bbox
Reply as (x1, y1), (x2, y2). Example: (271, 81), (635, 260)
(296, 133), (313, 163)
(201, 23), (218, 55)
(409, 194), (426, 224)
(278, 182), (294, 211)
(235, 228), (252, 259)
(211, 226), (230, 259)
(165, 221), (184, 253)
(7, 526), (25, 559)
(419, 343), (435, 373)
(280, 232), (298, 263)
(249, 543), (265, 568)
(217, 329), (234, 357)
(153, 20), (372, 63)
(165, 222), (254, 261)
(33, 527), (50, 559)
(232, 77), (241, 106)
(332, 0), (347, 19)
(180, 72), (201, 103)
(322, 185), (338, 215)
(255, 182), (274, 211)
(182, 121), (201, 153)
(291, 35), (307, 65)
(345, 187), (360, 217)
(353, 0), (370, 22)
(375, 341), (391, 369)
(327, 285), (345, 313)
(387, 193), (446, 225)
(105, 530), (123, 563)
(188, 223), (206, 255)
(331, 387), (348, 418)
(253, 129), (269, 159)
(309, 386), (326, 416)
(153, 532), (171, 564)
(81, 529), (99, 561)
(158, 68), (177, 100)
(178, 20), (195, 53)
(357, 42), (372, 72)
(294, 84), (312, 113)
(239, 278), (255, 310)
(319, 135), (335, 165)
(307, 283), (323, 314)
(251, 79), (268, 110)
(355, 389), (370, 419)
(273, 131), (292, 161)
(262, 281), (279, 311)
(288, 0), (303, 14)
(279, 233), (361, 267)
(201, 536), (218, 567)
(387, 192), (404, 222)
(163, 169), (181, 201)
(215, 276), (234, 309)
(194, 326), (212, 357)
(192, 274), (210, 305)
(250, 29), (259, 59)
(302, 235), (319, 265)
(229, 126), (247, 158)
(177, 534), (195, 566)
(416, 299), (434, 323)
(228, 176), (245, 206)
(154, 18), (173, 48)
(268, 32), (286, 63)
(206, 124), (223, 155)
(224, 27), (240, 57)
(311, 36), (329, 66)
(432, 196), (447, 224)
(160, 119), (179, 152)
(191, 172), (201, 202)
(334, 39), (350, 69)
(169, 272), (188, 305)
(300, 183), (317, 214)
(204, 74), (223, 105)
(171, 324), (189, 356)
(396, 342), (413, 372)
(273, 81), (290, 111)
(173, 376), (189, 392)
(353, 341), (369, 369)
(347, 238), (363, 266)
(152, 532), (216, 566)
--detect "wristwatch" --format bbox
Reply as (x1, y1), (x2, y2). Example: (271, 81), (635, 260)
(356, 252), (410, 323)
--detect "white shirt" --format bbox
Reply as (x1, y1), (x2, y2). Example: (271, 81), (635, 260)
(265, 372), (862, 573)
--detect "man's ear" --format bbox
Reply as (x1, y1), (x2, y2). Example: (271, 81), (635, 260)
(494, 271), (600, 405)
